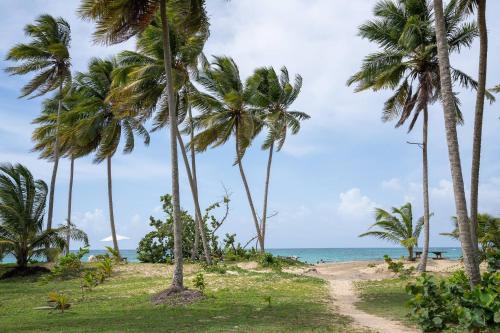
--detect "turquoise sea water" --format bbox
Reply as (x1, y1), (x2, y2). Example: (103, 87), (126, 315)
(1, 247), (462, 264)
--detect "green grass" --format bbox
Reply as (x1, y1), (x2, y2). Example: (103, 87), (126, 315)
(0, 263), (366, 333)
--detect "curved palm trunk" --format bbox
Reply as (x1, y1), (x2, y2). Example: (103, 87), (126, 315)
(65, 156), (75, 255)
(408, 246), (414, 261)
(106, 156), (120, 258)
(235, 125), (264, 252)
(432, 0), (480, 286)
(470, 0), (488, 255)
(418, 107), (430, 272)
(160, 0), (183, 289)
(46, 82), (64, 232)
(188, 107), (201, 261)
(176, 131), (212, 264)
(260, 142), (274, 250)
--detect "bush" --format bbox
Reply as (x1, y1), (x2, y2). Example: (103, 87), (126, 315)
(384, 255), (414, 278)
(406, 270), (500, 332)
(193, 273), (206, 293)
(202, 262), (227, 274)
(48, 247), (89, 280)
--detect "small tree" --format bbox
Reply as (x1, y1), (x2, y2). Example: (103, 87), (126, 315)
(359, 203), (423, 260)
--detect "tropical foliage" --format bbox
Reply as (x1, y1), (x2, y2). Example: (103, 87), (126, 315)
(359, 203), (424, 260)
(0, 163), (86, 268)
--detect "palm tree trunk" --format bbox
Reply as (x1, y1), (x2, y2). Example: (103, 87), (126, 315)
(176, 131), (212, 264)
(65, 156), (75, 255)
(188, 107), (200, 261)
(260, 142), (274, 251)
(418, 107), (430, 272)
(235, 125), (264, 252)
(46, 82), (64, 232)
(432, 0), (480, 286)
(106, 156), (120, 258)
(470, 0), (488, 255)
(408, 246), (414, 261)
(160, 0), (183, 290)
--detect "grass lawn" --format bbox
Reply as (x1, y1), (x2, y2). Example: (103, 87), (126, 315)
(0, 263), (365, 333)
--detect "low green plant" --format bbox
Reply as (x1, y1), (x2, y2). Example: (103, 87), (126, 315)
(97, 257), (113, 278)
(193, 273), (206, 293)
(202, 263), (227, 274)
(105, 246), (122, 263)
(406, 270), (500, 332)
(81, 271), (98, 292)
(264, 295), (272, 307)
(47, 291), (71, 313)
(45, 247), (89, 281)
(384, 255), (414, 278)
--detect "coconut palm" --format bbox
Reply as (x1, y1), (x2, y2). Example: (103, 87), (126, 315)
(190, 56), (265, 251)
(5, 15), (72, 233)
(347, 0), (489, 272)
(455, 0), (492, 255)
(79, 0), (208, 290)
(359, 203), (424, 260)
(441, 214), (500, 253)
(32, 91), (92, 254)
(432, 0), (481, 285)
(248, 66), (309, 250)
(111, 13), (212, 263)
(0, 163), (87, 268)
(73, 58), (150, 260)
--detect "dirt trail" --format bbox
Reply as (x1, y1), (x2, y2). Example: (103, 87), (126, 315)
(313, 261), (420, 333)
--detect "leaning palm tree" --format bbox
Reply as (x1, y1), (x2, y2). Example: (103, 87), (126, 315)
(79, 0), (208, 290)
(191, 56), (265, 252)
(73, 58), (150, 260)
(32, 91), (94, 254)
(432, 0), (481, 285)
(0, 163), (87, 269)
(249, 66), (309, 250)
(5, 15), (72, 233)
(111, 13), (212, 263)
(455, 0), (492, 255)
(347, 0), (488, 272)
(360, 203), (424, 260)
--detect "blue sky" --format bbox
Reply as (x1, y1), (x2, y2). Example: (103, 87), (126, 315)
(0, 0), (499, 250)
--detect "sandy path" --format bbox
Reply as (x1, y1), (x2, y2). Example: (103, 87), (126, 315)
(313, 261), (420, 333)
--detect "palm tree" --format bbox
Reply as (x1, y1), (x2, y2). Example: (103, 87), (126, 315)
(111, 13), (212, 263)
(5, 15), (72, 233)
(441, 214), (500, 253)
(32, 91), (92, 254)
(0, 163), (87, 269)
(432, 0), (481, 285)
(455, 0), (491, 255)
(190, 56), (265, 252)
(249, 66), (309, 250)
(79, 0), (208, 290)
(73, 58), (150, 260)
(347, 0), (484, 272)
(359, 203), (424, 260)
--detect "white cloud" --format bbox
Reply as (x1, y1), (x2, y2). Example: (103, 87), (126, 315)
(337, 188), (377, 220)
(381, 178), (402, 191)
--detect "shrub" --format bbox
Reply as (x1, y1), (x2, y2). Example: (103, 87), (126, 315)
(193, 273), (206, 293)
(384, 255), (414, 278)
(48, 247), (89, 280)
(406, 270), (500, 332)
(97, 257), (113, 278)
(202, 262), (227, 274)
(47, 291), (71, 313)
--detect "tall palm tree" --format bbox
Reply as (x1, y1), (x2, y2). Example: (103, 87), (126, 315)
(79, 0), (208, 290)
(73, 58), (150, 259)
(347, 0), (484, 272)
(0, 163), (87, 268)
(111, 14), (212, 263)
(432, 0), (481, 286)
(359, 203), (424, 260)
(5, 15), (72, 233)
(454, 0), (489, 255)
(191, 56), (265, 252)
(249, 66), (309, 250)
(441, 214), (500, 253)
(32, 91), (92, 254)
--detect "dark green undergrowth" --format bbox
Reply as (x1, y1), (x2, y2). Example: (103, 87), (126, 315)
(355, 278), (500, 333)
(0, 263), (365, 333)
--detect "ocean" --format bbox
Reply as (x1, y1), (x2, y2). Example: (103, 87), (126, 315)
(1, 247), (462, 264)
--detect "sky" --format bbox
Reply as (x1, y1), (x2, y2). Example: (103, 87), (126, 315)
(0, 0), (499, 250)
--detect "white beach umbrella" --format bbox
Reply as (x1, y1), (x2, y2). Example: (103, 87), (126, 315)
(100, 234), (131, 242)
